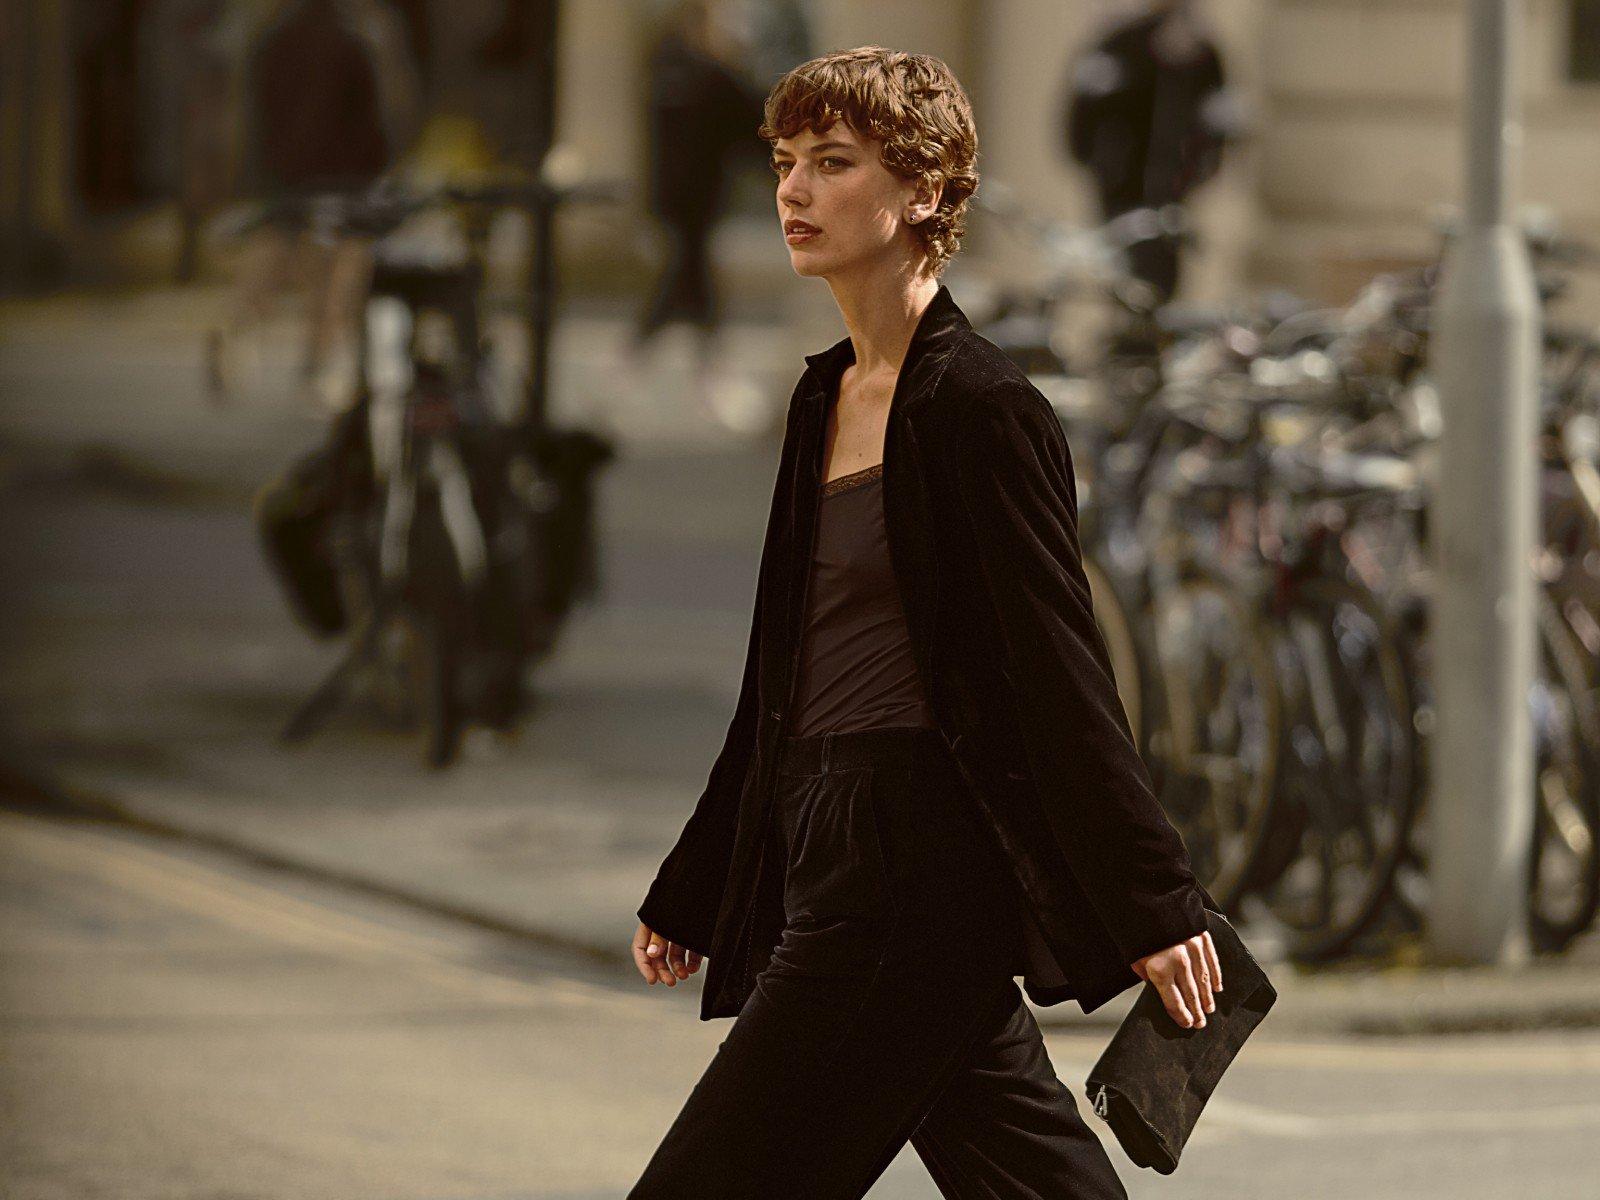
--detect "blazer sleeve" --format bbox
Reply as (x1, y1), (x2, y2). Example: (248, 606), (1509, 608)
(635, 587), (762, 957)
(636, 372), (816, 956)
(952, 378), (1211, 967)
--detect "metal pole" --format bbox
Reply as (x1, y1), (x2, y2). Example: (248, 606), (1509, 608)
(525, 0), (561, 438)
(1428, 0), (1540, 964)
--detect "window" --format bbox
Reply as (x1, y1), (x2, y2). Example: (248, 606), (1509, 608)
(1571, 0), (1600, 83)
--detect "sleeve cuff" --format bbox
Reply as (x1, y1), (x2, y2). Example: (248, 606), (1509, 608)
(1113, 884), (1211, 968)
(637, 887), (716, 960)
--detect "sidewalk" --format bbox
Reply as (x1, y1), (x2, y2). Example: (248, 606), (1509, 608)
(4, 285), (1598, 1039)
(0, 283), (823, 495)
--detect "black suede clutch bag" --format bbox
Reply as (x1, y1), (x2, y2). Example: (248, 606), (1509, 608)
(1084, 909), (1276, 1174)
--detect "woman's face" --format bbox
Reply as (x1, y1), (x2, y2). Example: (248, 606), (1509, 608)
(771, 123), (934, 281)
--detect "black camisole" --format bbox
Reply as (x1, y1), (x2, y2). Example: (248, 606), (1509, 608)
(788, 462), (938, 738)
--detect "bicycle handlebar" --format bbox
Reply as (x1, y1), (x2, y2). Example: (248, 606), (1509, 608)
(216, 175), (633, 242)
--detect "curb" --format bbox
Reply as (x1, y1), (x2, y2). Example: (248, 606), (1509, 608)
(0, 437), (264, 508)
(1032, 971), (1600, 1038)
(0, 759), (633, 974)
(6, 757), (1600, 1038)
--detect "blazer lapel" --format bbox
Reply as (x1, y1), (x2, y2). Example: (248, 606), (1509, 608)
(769, 284), (973, 726)
(772, 373), (828, 720)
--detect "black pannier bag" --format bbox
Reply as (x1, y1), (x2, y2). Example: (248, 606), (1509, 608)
(253, 403), (371, 637)
(506, 425), (616, 655)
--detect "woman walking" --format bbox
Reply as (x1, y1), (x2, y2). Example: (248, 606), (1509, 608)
(628, 46), (1222, 1199)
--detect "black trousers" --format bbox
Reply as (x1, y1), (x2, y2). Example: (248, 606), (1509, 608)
(629, 726), (1128, 1199)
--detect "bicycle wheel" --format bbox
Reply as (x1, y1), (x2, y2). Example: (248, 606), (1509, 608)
(1250, 576), (1419, 961)
(406, 480), (467, 769)
(1527, 584), (1600, 951)
(367, 608), (423, 731)
(415, 606), (463, 768)
(1082, 550), (1153, 760)
(1146, 565), (1282, 910)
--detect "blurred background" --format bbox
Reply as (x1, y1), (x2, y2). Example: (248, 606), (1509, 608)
(2, 1), (1599, 1197)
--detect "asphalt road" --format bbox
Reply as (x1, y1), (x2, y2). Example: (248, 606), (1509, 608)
(4, 804), (1598, 1200)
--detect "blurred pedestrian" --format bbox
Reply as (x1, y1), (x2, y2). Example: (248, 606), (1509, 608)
(726, 0), (816, 89)
(250, 0), (390, 198)
(166, 0), (236, 283)
(630, 45), (1220, 1198)
(631, 0), (763, 399)
(345, 0), (424, 165)
(209, 0), (406, 409)
(1063, 0), (1239, 304)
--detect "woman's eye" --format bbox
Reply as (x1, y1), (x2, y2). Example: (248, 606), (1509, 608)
(770, 158), (848, 174)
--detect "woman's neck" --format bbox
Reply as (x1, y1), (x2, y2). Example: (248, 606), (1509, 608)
(827, 273), (942, 381)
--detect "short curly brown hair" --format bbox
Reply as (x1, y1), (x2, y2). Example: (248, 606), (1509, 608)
(757, 46), (980, 278)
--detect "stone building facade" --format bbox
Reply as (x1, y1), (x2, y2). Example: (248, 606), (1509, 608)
(5, 1), (1597, 321)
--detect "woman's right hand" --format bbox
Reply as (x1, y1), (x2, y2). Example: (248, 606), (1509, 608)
(633, 921), (702, 988)
(1131, 930), (1222, 1029)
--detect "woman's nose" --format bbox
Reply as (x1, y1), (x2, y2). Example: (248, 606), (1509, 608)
(776, 170), (807, 206)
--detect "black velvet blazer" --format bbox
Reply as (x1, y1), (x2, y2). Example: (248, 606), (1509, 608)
(638, 283), (1216, 1021)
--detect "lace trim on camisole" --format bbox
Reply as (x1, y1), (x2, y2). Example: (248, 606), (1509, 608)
(820, 461), (883, 498)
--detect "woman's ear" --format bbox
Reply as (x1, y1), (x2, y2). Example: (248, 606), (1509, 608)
(906, 176), (944, 225)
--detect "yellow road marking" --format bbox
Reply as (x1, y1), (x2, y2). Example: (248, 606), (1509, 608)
(0, 809), (676, 1022)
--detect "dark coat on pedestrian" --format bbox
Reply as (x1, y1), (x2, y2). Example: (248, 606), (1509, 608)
(642, 27), (763, 223)
(1064, 12), (1230, 214)
(638, 284), (1216, 1021)
(248, 0), (390, 195)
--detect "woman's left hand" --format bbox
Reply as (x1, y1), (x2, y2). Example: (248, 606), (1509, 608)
(1131, 931), (1223, 1029)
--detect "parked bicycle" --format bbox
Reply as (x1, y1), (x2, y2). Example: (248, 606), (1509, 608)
(977, 195), (1600, 960)
(245, 173), (624, 767)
